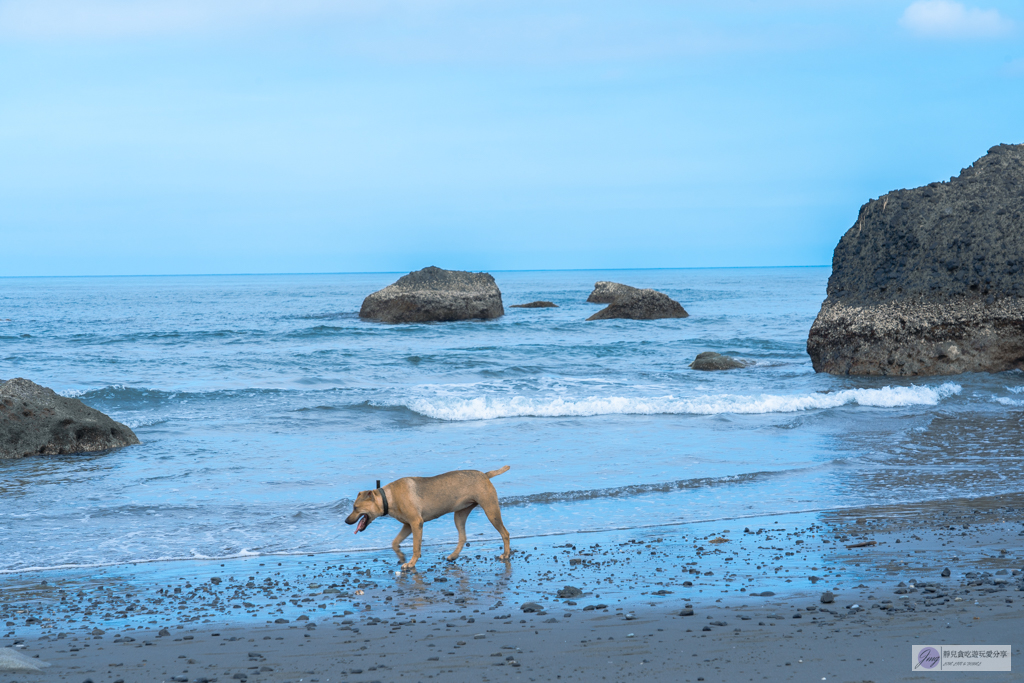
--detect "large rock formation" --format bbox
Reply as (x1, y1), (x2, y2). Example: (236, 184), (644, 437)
(359, 266), (504, 323)
(808, 143), (1024, 376)
(586, 282), (689, 321)
(0, 378), (140, 459)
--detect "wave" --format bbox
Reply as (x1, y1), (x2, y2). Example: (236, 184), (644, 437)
(394, 383), (962, 421)
(498, 470), (795, 507)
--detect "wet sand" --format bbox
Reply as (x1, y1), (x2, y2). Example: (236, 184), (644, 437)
(3, 493), (1023, 682)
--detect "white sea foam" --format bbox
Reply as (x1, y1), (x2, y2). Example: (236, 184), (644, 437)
(995, 397), (1024, 407)
(402, 383), (962, 421)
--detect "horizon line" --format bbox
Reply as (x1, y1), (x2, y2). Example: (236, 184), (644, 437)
(0, 264), (831, 279)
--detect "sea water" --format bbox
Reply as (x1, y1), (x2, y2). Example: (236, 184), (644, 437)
(1, 268), (1021, 574)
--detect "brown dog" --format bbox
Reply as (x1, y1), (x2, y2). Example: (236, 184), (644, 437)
(345, 466), (512, 569)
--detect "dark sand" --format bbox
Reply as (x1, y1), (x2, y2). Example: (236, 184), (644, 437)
(3, 493), (1023, 682)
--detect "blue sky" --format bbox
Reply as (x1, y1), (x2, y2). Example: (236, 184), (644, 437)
(1, 0), (1021, 276)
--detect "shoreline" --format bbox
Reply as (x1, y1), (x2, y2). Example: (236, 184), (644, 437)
(3, 492), (1022, 681)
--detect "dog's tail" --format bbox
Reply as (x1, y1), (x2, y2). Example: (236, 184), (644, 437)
(485, 465), (510, 479)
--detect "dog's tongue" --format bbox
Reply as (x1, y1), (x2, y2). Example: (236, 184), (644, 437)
(355, 514), (369, 534)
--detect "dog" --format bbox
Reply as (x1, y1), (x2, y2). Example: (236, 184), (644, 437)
(345, 466), (512, 569)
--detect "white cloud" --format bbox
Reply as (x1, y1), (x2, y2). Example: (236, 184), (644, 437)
(899, 1), (1014, 39)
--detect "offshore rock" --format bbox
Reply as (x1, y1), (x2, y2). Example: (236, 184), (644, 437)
(511, 301), (558, 308)
(690, 352), (748, 371)
(808, 143), (1024, 376)
(587, 281), (638, 304)
(359, 266), (504, 323)
(586, 287), (689, 321)
(0, 378), (140, 459)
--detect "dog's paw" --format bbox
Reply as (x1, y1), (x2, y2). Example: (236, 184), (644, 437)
(400, 561), (418, 570)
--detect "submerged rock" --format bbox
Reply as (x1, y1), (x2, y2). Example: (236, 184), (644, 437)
(689, 352), (748, 371)
(808, 144), (1024, 376)
(510, 301), (558, 308)
(0, 378), (140, 459)
(359, 266), (504, 323)
(587, 281), (638, 304)
(586, 286), (689, 321)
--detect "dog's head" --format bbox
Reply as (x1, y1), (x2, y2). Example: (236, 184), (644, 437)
(345, 490), (384, 534)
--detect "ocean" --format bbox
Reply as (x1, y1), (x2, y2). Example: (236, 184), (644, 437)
(2, 268), (1022, 575)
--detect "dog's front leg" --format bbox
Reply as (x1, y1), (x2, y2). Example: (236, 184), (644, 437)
(401, 519), (424, 570)
(392, 523), (411, 564)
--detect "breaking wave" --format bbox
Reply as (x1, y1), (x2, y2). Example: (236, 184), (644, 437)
(396, 383), (963, 421)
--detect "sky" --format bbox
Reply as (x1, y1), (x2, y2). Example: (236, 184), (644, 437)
(1, 0), (1022, 276)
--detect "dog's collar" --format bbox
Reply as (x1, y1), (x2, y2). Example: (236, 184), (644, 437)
(377, 488), (389, 516)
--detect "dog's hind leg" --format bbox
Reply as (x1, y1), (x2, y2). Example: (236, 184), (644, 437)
(392, 523), (411, 564)
(446, 504), (477, 562)
(480, 498), (511, 560)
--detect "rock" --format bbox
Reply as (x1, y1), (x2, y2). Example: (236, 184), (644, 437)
(0, 378), (140, 460)
(689, 352), (748, 371)
(678, 608), (694, 616)
(807, 144), (1024, 376)
(556, 586), (583, 599)
(820, 591), (835, 604)
(91, 628), (105, 636)
(587, 281), (638, 304)
(158, 628), (171, 636)
(586, 288), (689, 321)
(520, 602), (543, 613)
(359, 266), (504, 323)
(510, 301), (558, 308)
(941, 568), (951, 578)
(0, 648), (50, 672)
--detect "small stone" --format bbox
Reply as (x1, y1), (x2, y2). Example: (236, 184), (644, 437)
(520, 602), (543, 613)
(941, 568), (951, 577)
(678, 608), (694, 617)
(820, 592), (835, 604)
(690, 352), (748, 371)
(556, 586), (583, 599)
(158, 629), (171, 637)
(511, 301), (557, 308)
(274, 618), (289, 624)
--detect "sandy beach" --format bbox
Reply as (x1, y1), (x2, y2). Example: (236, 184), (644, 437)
(4, 492), (1022, 682)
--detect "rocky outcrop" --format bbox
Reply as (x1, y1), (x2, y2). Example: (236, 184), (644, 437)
(0, 378), (140, 459)
(511, 301), (558, 308)
(586, 283), (689, 321)
(359, 266), (504, 323)
(808, 143), (1024, 376)
(587, 281), (638, 304)
(690, 352), (748, 371)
